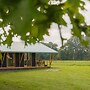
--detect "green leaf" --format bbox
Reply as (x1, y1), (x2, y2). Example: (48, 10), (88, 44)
(81, 39), (89, 47)
(31, 25), (38, 38)
(75, 13), (84, 24)
(0, 0), (89, 46)
(72, 23), (81, 38)
(67, 0), (81, 7)
(3, 30), (13, 46)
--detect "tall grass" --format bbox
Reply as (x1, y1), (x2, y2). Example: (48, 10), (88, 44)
(0, 60), (90, 90)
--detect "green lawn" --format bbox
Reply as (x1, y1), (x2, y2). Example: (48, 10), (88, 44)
(0, 61), (90, 90)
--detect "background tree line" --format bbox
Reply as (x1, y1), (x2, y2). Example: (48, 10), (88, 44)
(40, 36), (90, 60)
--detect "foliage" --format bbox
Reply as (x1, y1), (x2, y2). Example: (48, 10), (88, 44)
(59, 36), (90, 60)
(37, 42), (58, 60)
(0, 0), (90, 46)
(42, 42), (58, 51)
(40, 37), (90, 60)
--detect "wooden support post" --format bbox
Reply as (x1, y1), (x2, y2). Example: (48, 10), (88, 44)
(49, 53), (53, 67)
(13, 53), (15, 67)
(30, 53), (32, 66)
(24, 53), (27, 67)
(35, 54), (38, 66)
(19, 53), (20, 67)
(20, 53), (24, 67)
(6, 53), (8, 67)
(27, 53), (30, 66)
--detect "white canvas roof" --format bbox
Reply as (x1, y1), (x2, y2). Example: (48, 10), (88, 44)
(0, 42), (57, 53)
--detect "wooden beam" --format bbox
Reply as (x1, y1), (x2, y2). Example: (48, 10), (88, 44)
(20, 53), (24, 67)
(30, 53), (32, 66)
(49, 53), (53, 67)
(13, 53), (15, 67)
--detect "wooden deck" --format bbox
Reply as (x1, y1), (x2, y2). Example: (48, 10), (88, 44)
(0, 66), (50, 71)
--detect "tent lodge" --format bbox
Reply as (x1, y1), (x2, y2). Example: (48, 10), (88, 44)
(0, 42), (57, 70)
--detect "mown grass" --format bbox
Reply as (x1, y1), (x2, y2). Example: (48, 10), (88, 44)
(0, 61), (90, 90)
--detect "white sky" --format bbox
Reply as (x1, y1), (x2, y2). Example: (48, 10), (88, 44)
(43, 23), (72, 48)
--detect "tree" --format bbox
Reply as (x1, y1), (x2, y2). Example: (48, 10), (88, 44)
(59, 36), (90, 60)
(0, 0), (90, 46)
(38, 42), (58, 60)
(42, 42), (58, 60)
(42, 42), (58, 51)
